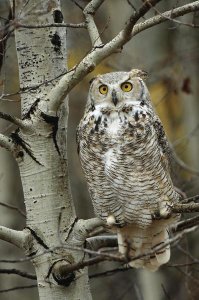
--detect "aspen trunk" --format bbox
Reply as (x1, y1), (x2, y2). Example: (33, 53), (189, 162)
(12, 1), (92, 299)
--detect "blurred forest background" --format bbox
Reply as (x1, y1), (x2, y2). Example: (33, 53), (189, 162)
(0, 0), (199, 299)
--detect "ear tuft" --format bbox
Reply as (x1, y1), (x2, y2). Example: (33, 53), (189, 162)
(130, 69), (148, 80)
(89, 77), (96, 85)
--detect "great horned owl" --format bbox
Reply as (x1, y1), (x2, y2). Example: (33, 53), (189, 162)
(77, 69), (180, 271)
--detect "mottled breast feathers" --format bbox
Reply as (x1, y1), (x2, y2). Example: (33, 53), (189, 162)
(77, 69), (180, 270)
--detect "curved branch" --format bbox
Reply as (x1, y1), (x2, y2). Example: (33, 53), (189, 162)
(45, 0), (199, 113)
(0, 226), (28, 249)
(86, 235), (117, 251)
(132, 1), (199, 36)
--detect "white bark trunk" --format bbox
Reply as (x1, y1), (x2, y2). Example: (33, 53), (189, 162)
(11, 1), (93, 299)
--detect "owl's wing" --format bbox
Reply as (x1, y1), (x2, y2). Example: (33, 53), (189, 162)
(153, 116), (182, 189)
(153, 116), (172, 166)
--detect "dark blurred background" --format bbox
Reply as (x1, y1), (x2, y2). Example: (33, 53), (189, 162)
(0, 0), (199, 299)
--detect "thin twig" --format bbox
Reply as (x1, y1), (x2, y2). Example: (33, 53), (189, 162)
(0, 268), (36, 280)
(174, 215), (199, 232)
(0, 201), (26, 217)
(0, 285), (37, 293)
(90, 265), (130, 279)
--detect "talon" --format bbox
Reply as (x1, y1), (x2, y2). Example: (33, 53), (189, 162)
(107, 215), (116, 226)
(159, 200), (172, 219)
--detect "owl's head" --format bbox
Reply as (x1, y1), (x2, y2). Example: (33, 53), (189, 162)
(87, 69), (152, 111)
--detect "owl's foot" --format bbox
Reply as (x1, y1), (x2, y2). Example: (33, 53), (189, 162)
(106, 215), (124, 228)
(106, 215), (116, 226)
(152, 201), (173, 220)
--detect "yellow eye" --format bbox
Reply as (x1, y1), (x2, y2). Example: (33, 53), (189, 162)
(121, 82), (133, 92)
(99, 84), (108, 95)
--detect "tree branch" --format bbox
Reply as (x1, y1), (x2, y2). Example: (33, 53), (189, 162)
(0, 133), (16, 152)
(44, 0), (162, 113)
(132, 1), (199, 37)
(86, 235), (117, 251)
(0, 226), (28, 249)
(17, 22), (86, 29)
(172, 203), (199, 214)
(0, 111), (31, 131)
(174, 215), (199, 232)
(0, 201), (26, 217)
(0, 285), (37, 293)
(83, 0), (105, 47)
(0, 268), (36, 280)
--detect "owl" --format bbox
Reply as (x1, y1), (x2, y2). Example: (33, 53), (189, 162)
(77, 69), (180, 271)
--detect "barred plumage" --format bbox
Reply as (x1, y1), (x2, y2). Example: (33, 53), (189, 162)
(77, 69), (180, 270)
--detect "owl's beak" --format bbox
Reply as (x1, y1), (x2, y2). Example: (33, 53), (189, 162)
(111, 89), (118, 106)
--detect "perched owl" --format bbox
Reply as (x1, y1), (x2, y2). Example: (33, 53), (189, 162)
(77, 69), (180, 271)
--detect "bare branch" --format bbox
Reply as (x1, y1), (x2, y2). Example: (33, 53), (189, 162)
(151, 3), (199, 28)
(0, 111), (31, 131)
(0, 226), (28, 249)
(45, 0), (162, 112)
(90, 265), (130, 279)
(83, 0), (105, 47)
(132, 1), (199, 37)
(0, 133), (16, 152)
(0, 285), (37, 293)
(0, 268), (36, 280)
(172, 203), (199, 214)
(182, 194), (199, 204)
(0, 201), (26, 217)
(174, 215), (199, 232)
(86, 235), (117, 250)
(17, 22), (86, 29)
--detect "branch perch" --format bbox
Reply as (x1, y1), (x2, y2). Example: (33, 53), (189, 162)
(0, 226), (28, 249)
(0, 111), (31, 131)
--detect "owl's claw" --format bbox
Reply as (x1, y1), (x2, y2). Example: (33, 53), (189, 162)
(152, 201), (173, 220)
(106, 215), (116, 226)
(106, 215), (124, 228)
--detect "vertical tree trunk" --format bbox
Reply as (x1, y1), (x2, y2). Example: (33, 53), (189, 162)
(12, 1), (92, 299)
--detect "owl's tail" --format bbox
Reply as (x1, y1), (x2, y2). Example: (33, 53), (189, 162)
(117, 221), (171, 271)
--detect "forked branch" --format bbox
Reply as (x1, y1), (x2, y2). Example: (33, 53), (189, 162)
(44, 0), (199, 113)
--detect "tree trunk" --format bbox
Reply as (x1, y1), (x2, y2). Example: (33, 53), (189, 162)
(12, 1), (92, 299)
